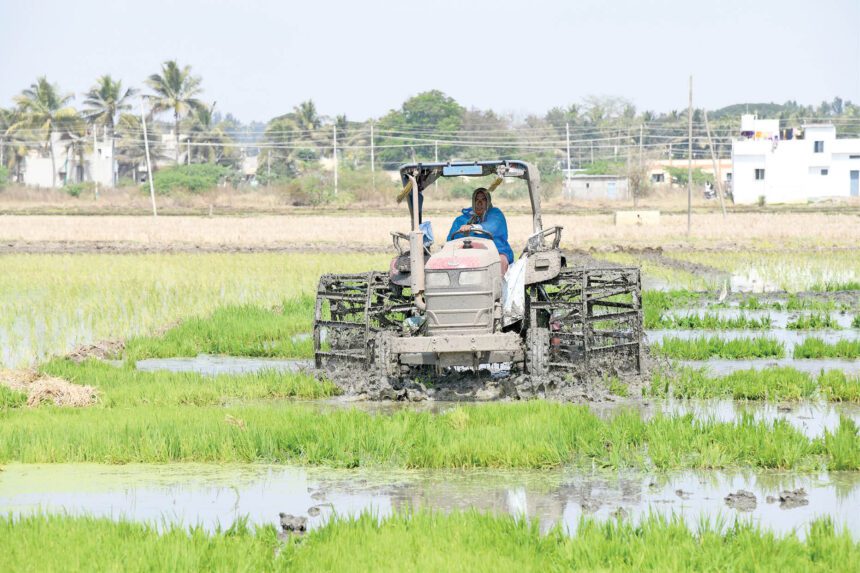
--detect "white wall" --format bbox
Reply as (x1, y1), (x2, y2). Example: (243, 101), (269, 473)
(732, 126), (860, 204)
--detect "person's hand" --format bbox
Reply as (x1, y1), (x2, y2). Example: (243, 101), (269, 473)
(458, 224), (472, 234)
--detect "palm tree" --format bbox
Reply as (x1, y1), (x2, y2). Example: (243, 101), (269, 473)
(185, 103), (236, 166)
(145, 60), (204, 164)
(12, 77), (76, 187)
(82, 75), (138, 132)
(294, 100), (321, 132)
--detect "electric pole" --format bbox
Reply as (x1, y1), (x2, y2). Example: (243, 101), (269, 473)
(565, 123), (571, 197)
(333, 124), (338, 195)
(687, 75), (693, 235)
(140, 99), (157, 217)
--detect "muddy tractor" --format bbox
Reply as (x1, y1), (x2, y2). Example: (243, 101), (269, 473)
(313, 160), (643, 378)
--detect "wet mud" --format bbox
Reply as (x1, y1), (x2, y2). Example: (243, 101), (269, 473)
(724, 490), (757, 512)
(319, 356), (649, 404)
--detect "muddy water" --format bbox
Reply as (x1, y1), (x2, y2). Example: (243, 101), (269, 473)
(0, 464), (857, 539)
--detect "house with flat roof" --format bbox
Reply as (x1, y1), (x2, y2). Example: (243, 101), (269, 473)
(731, 115), (860, 204)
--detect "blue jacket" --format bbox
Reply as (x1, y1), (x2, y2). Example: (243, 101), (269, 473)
(446, 206), (514, 263)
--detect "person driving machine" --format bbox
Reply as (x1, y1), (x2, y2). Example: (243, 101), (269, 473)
(447, 187), (513, 274)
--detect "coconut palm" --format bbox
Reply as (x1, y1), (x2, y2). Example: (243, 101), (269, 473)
(184, 103), (236, 166)
(12, 77), (76, 187)
(145, 60), (204, 164)
(82, 75), (138, 132)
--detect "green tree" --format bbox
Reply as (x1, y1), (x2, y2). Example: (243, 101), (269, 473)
(11, 77), (76, 187)
(145, 60), (204, 164)
(376, 90), (465, 166)
(82, 75), (138, 132)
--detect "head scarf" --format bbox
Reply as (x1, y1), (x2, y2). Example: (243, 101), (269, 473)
(470, 187), (492, 222)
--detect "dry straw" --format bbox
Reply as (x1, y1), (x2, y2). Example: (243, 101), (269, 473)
(0, 369), (98, 407)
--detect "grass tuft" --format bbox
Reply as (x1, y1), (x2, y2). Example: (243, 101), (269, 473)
(793, 338), (860, 359)
(786, 313), (841, 330)
(652, 367), (816, 401)
(2, 511), (858, 572)
(0, 384), (27, 409)
(651, 336), (785, 360)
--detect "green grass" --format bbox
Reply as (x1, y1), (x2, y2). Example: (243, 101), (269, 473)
(123, 297), (315, 361)
(606, 376), (629, 397)
(651, 367), (816, 401)
(818, 371), (860, 402)
(786, 313), (842, 330)
(651, 336), (785, 360)
(0, 253), (390, 368)
(40, 359), (337, 406)
(0, 401), (856, 470)
(0, 385), (27, 409)
(653, 312), (772, 330)
(2, 512), (858, 573)
(642, 290), (703, 329)
(811, 280), (860, 292)
(853, 314), (860, 328)
(738, 295), (847, 312)
(793, 338), (860, 359)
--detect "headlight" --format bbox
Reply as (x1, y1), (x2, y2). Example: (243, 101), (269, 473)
(426, 272), (451, 287)
(458, 270), (486, 286)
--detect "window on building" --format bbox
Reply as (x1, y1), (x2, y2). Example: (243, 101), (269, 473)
(821, 168), (829, 176)
(755, 169), (765, 181)
(651, 173), (665, 183)
(814, 141), (824, 153)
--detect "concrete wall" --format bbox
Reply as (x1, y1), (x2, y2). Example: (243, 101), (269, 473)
(566, 176), (630, 200)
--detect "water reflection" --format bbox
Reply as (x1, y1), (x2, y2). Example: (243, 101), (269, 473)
(1, 464), (857, 539)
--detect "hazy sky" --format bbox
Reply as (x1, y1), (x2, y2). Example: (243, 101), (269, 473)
(1, 0), (858, 123)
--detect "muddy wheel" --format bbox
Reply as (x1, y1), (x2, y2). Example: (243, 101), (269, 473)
(525, 327), (549, 376)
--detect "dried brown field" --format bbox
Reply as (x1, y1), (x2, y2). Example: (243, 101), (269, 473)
(1, 211), (858, 252)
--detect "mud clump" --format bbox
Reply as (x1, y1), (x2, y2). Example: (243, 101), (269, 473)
(724, 490), (757, 512)
(766, 488), (809, 510)
(66, 340), (126, 363)
(0, 369), (98, 407)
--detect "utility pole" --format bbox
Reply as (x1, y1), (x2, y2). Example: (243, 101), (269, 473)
(704, 109), (726, 218)
(187, 138), (191, 165)
(140, 99), (157, 217)
(333, 125), (338, 196)
(565, 123), (571, 196)
(267, 150), (271, 180)
(93, 126), (99, 199)
(687, 75), (693, 235)
(590, 140), (594, 164)
(636, 123), (644, 208)
(370, 120), (375, 194)
(434, 140), (439, 192)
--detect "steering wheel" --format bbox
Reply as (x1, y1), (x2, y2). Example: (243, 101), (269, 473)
(450, 227), (494, 241)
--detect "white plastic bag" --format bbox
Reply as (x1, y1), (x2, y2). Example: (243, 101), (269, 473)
(502, 254), (528, 326)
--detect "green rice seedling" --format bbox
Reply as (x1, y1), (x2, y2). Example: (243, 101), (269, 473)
(651, 336), (785, 360)
(0, 401), (845, 469)
(786, 313), (841, 330)
(123, 296), (316, 361)
(4, 512), (858, 573)
(738, 296), (766, 310)
(40, 358), (337, 406)
(818, 371), (860, 402)
(793, 338), (860, 359)
(824, 417), (860, 471)
(0, 252), (390, 368)
(811, 280), (860, 292)
(598, 253), (712, 291)
(662, 367), (816, 401)
(605, 376), (629, 397)
(642, 290), (703, 329)
(852, 315), (860, 328)
(0, 385), (27, 409)
(783, 295), (841, 312)
(656, 313), (772, 330)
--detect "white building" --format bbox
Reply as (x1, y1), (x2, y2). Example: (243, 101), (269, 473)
(732, 114), (860, 204)
(21, 130), (116, 188)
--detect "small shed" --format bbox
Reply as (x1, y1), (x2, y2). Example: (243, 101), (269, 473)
(564, 174), (630, 200)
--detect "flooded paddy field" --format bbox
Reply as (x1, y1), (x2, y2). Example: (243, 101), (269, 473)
(1, 463), (859, 539)
(2, 248), (860, 567)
